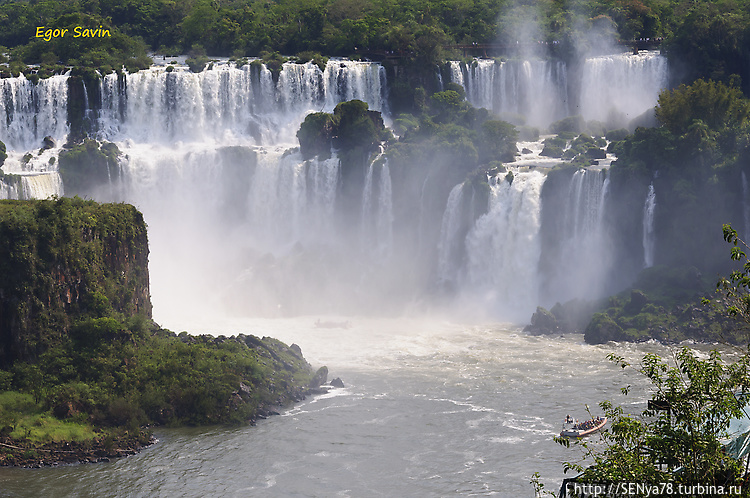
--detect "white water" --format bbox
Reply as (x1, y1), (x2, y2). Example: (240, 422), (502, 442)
(98, 60), (385, 145)
(361, 154), (394, 261)
(437, 183), (466, 285)
(450, 59), (569, 126)
(0, 74), (69, 152)
(549, 169), (611, 300)
(463, 170), (546, 320)
(450, 51), (667, 128)
(643, 183), (657, 268)
(580, 51), (669, 126)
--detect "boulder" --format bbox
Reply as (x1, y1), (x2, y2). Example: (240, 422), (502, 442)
(309, 366), (328, 388)
(584, 313), (624, 344)
(524, 306), (559, 335)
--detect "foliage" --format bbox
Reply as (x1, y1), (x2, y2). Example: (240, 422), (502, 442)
(0, 0), (746, 85)
(0, 199), (316, 444)
(656, 79), (750, 138)
(5, 10), (152, 74)
(297, 100), (391, 159)
(0, 197), (150, 365)
(58, 139), (121, 195)
(715, 224), (750, 330)
(556, 348), (750, 488)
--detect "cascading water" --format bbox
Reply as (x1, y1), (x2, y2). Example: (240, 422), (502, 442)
(643, 183), (657, 268)
(450, 52), (667, 127)
(462, 170), (546, 320)
(97, 60), (386, 145)
(450, 59), (568, 126)
(436, 183), (466, 285)
(0, 74), (68, 199)
(543, 169), (611, 302)
(579, 51), (668, 126)
(0, 73), (69, 152)
(0, 54), (667, 320)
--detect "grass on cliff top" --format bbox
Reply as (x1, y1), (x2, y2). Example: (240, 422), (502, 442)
(0, 392), (96, 443)
(9, 414), (96, 443)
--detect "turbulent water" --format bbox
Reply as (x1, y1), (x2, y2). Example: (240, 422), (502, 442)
(0, 317), (685, 497)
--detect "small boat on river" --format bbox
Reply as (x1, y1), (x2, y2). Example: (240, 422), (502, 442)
(560, 415), (607, 438)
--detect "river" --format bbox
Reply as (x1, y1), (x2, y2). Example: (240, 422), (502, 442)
(0, 317), (674, 497)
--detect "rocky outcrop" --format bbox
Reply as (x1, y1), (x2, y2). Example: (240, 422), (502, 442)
(0, 197), (150, 366)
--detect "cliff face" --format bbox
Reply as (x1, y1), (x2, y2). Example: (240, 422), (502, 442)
(0, 197), (150, 366)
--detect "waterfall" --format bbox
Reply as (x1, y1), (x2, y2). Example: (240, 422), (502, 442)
(579, 52), (668, 126)
(247, 148), (340, 248)
(21, 173), (64, 199)
(463, 170), (546, 319)
(544, 168), (611, 302)
(97, 60), (386, 145)
(0, 173), (63, 200)
(437, 182), (466, 284)
(643, 183), (656, 268)
(361, 154), (393, 260)
(0, 74), (69, 152)
(449, 52), (667, 127)
(449, 59), (568, 126)
(743, 172), (750, 239)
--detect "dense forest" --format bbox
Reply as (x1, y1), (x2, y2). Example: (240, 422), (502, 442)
(0, 0), (748, 93)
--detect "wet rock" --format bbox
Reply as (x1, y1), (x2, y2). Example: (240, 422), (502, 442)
(330, 377), (345, 388)
(309, 366), (328, 388)
(524, 306), (558, 335)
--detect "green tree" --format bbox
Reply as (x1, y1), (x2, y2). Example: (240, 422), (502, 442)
(656, 79), (750, 137)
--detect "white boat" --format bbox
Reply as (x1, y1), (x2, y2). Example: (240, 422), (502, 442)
(560, 416), (607, 438)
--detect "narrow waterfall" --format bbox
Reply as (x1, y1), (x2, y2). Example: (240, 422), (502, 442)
(463, 170), (546, 319)
(743, 172), (750, 239)
(247, 148), (340, 248)
(643, 183), (657, 268)
(361, 157), (394, 260)
(437, 183), (466, 284)
(579, 52), (668, 126)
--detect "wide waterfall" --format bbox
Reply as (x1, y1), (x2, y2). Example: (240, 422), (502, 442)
(0, 53), (673, 321)
(450, 51), (667, 127)
(0, 73), (69, 152)
(579, 52), (669, 126)
(98, 60), (386, 145)
(449, 59), (569, 126)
